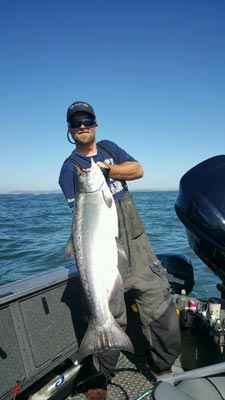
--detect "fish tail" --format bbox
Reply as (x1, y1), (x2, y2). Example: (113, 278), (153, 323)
(79, 318), (134, 358)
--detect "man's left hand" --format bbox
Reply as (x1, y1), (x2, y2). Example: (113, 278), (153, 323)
(97, 162), (111, 180)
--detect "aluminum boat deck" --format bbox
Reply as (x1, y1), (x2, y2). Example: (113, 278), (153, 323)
(66, 352), (182, 400)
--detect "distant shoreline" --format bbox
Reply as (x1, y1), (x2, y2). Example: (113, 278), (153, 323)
(0, 189), (179, 195)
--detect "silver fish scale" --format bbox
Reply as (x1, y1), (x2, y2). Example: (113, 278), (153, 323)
(66, 352), (155, 399)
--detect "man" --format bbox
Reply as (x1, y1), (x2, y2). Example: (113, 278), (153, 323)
(59, 101), (181, 400)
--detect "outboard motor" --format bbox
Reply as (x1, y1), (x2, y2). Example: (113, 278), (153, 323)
(151, 155), (225, 400)
(175, 155), (225, 292)
(157, 253), (194, 295)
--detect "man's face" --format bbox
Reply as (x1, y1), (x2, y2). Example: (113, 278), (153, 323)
(68, 111), (98, 146)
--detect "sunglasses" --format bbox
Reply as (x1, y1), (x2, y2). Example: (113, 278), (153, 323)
(68, 118), (96, 129)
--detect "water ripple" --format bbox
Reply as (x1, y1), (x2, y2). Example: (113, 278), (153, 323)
(0, 192), (220, 297)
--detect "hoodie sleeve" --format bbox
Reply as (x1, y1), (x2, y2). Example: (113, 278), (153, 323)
(58, 161), (75, 208)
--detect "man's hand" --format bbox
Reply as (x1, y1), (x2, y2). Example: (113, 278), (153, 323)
(97, 161), (111, 180)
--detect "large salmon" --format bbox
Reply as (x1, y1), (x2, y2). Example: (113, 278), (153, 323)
(65, 158), (133, 358)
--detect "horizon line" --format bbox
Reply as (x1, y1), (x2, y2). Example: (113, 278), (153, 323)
(0, 188), (179, 194)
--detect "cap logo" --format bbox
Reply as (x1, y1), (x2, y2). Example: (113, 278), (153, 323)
(69, 102), (89, 111)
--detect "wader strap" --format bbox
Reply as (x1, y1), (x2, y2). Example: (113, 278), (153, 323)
(97, 142), (119, 163)
(65, 157), (82, 168)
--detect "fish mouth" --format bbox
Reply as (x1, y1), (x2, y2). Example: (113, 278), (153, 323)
(77, 166), (91, 173)
(77, 159), (96, 173)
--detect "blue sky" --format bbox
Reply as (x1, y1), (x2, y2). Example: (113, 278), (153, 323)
(0, 0), (224, 193)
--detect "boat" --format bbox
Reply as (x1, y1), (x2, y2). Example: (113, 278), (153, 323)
(1, 155), (225, 400)
(151, 154), (225, 400)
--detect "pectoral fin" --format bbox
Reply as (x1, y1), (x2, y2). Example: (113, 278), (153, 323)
(64, 235), (75, 259)
(102, 187), (113, 208)
(116, 237), (127, 261)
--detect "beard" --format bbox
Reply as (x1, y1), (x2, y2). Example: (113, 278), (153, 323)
(74, 130), (96, 145)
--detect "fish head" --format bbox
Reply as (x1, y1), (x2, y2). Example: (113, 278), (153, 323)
(74, 158), (105, 193)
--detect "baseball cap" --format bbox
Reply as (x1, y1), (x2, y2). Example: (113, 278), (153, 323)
(67, 101), (96, 121)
